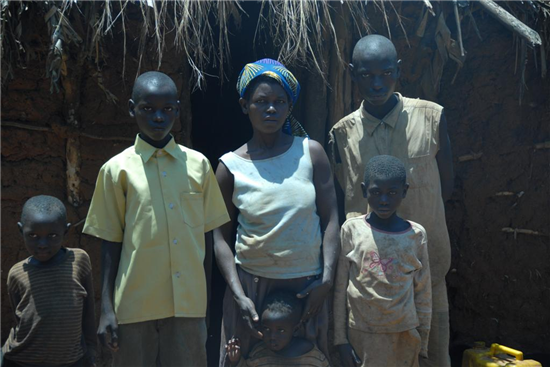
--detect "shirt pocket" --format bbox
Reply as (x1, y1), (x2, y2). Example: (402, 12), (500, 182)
(406, 111), (433, 159)
(407, 155), (431, 189)
(180, 192), (204, 228)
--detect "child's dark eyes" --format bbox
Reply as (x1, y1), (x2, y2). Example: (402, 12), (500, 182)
(164, 107), (174, 112)
(389, 191), (397, 195)
(361, 73), (371, 78)
(383, 71), (393, 76)
(143, 106), (153, 112)
(28, 233), (58, 238)
(278, 329), (286, 333)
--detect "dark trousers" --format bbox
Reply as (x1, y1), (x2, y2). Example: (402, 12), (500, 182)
(113, 317), (207, 367)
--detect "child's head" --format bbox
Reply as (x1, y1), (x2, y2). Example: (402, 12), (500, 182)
(129, 71), (180, 147)
(350, 34), (400, 107)
(260, 290), (303, 352)
(18, 195), (70, 262)
(361, 155), (409, 219)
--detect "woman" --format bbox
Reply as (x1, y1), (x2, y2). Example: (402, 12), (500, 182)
(214, 59), (339, 366)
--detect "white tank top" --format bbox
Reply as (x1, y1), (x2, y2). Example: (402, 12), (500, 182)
(220, 137), (323, 279)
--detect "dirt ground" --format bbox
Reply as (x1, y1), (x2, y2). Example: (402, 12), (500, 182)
(1, 2), (549, 366)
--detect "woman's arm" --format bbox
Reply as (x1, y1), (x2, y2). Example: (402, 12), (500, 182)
(436, 112), (454, 202)
(213, 162), (262, 339)
(297, 139), (340, 319)
(204, 231), (213, 328)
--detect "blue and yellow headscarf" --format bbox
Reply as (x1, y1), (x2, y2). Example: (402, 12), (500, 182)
(237, 58), (307, 137)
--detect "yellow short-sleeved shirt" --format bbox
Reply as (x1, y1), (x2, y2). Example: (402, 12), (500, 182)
(83, 135), (230, 324)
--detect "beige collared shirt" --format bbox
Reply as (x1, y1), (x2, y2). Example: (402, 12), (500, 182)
(329, 94), (451, 310)
(83, 135), (229, 324)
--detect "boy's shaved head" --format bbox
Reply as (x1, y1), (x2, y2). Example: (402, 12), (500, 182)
(262, 289), (303, 324)
(132, 71), (178, 102)
(364, 155), (406, 186)
(352, 34), (398, 65)
(21, 195), (67, 224)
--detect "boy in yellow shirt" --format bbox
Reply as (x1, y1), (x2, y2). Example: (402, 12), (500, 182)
(334, 155), (431, 367)
(83, 71), (230, 366)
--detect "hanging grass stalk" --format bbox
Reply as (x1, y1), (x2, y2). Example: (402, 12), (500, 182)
(1, 0), (549, 91)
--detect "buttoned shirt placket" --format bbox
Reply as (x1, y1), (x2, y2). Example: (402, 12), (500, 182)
(369, 120), (392, 157)
(154, 149), (182, 306)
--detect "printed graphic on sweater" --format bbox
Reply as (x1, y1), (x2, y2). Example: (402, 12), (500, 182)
(363, 251), (394, 276)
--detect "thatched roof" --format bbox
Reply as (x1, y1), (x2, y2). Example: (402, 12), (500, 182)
(1, 0), (549, 94)
(1, 0), (548, 207)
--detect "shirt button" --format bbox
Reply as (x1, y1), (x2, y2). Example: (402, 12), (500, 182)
(173, 239), (178, 244)
(254, 277), (259, 283)
(162, 171), (167, 177)
(169, 203), (174, 209)
(175, 272), (181, 278)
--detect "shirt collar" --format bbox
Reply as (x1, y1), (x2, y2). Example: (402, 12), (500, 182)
(27, 247), (69, 268)
(134, 134), (184, 163)
(360, 92), (403, 136)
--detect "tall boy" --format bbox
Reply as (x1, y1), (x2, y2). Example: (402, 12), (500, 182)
(3, 195), (96, 367)
(83, 71), (230, 366)
(328, 35), (453, 367)
(334, 155), (431, 367)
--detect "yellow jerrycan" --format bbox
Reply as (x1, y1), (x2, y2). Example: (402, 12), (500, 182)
(462, 342), (542, 367)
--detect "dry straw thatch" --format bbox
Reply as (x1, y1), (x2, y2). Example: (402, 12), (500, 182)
(1, 0), (549, 92)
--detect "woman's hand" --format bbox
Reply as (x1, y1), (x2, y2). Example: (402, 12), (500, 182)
(225, 337), (242, 365)
(338, 344), (362, 367)
(296, 279), (332, 322)
(235, 295), (263, 339)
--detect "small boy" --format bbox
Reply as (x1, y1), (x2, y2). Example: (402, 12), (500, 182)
(333, 155), (432, 367)
(225, 290), (329, 367)
(83, 71), (229, 366)
(2, 195), (96, 367)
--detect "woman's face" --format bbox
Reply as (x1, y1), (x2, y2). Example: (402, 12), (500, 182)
(240, 81), (290, 135)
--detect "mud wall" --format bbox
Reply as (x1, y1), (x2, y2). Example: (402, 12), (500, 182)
(1, 2), (549, 364)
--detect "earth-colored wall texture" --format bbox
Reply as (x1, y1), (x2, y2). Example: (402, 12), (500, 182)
(2, 2), (549, 365)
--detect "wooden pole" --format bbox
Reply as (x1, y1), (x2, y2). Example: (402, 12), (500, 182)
(179, 59), (193, 148)
(478, 0), (542, 47)
(61, 39), (86, 207)
(327, 3), (353, 136)
(66, 136), (82, 207)
(453, 1), (465, 57)
(301, 22), (330, 145)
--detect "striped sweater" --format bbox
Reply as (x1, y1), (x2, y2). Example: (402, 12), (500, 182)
(2, 248), (96, 367)
(236, 342), (330, 367)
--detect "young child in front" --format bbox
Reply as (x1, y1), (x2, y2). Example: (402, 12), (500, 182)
(2, 195), (96, 367)
(333, 155), (432, 367)
(225, 290), (330, 367)
(83, 71), (229, 366)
